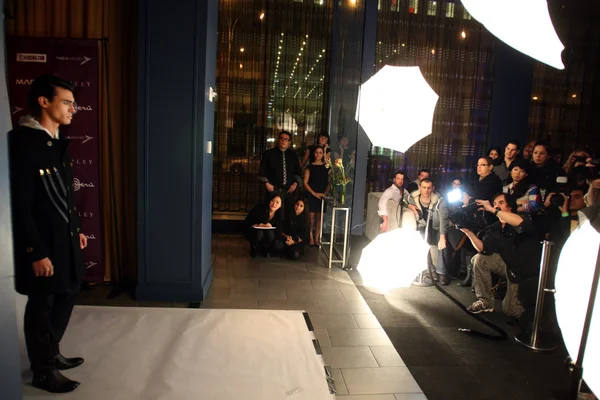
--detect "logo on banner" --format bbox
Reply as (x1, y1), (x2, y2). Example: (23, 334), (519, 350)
(66, 134), (94, 144)
(56, 56), (92, 65)
(85, 234), (97, 240)
(85, 261), (98, 269)
(15, 78), (34, 85)
(12, 106), (24, 115)
(77, 211), (95, 218)
(17, 53), (46, 63)
(73, 177), (95, 191)
(76, 105), (93, 112)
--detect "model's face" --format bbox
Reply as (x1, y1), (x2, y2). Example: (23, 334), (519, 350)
(393, 174), (404, 188)
(318, 135), (328, 145)
(533, 145), (550, 165)
(477, 158), (493, 177)
(452, 180), (462, 189)
(294, 200), (305, 215)
(269, 196), (282, 211)
(510, 166), (528, 183)
(278, 134), (291, 151)
(40, 87), (76, 125)
(489, 149), (499, 160)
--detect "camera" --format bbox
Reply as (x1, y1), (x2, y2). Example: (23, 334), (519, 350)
(573, 155), (588, 163)
(448, 200), (487, 233)
(549, 176), (569, 207)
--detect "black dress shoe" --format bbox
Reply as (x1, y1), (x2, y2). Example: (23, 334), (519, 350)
(55, 353), (84, 370)
(430, 271), (439, 282)
(33, 369), (80, 393)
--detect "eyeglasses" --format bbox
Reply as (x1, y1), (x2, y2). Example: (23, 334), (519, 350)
(279, 137), (291, 142)
(60, 100), (78, 113)
(476, 164), (491, 167)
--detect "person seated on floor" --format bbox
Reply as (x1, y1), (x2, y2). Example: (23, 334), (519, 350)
(378, 169), (411, 233)
(406, 178), (451, 285)
(460, 193), (541, 318)
(502, 159), (542, 214)
(280, 199), (310, 260)
(244, 194), (284, 258)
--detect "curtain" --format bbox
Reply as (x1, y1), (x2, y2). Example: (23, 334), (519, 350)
(369, 0), (496, 191)
(527, 1), (600, 159)
(6, 0), (138, 285)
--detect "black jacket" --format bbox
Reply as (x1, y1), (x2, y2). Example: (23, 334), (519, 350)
(8, 124), (84, 295)
(243, 204), (284, 237)
(470, 172), (503, 202)
(481, 213), (541, 283)
(258, 147), (302, 189)
(282, 213), (309, 243)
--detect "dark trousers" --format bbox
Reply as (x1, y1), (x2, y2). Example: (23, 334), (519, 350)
(285, 242), (305, 260)
(24, 284), (79, 371)
(247, 229), (278, 252)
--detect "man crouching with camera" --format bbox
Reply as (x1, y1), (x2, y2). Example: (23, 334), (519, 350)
(460, 193), (538, 316)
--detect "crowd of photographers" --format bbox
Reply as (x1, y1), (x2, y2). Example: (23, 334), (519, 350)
(378, 139), (600, 328)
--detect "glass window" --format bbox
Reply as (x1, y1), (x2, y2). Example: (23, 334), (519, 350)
(409, 0), (418, 14)
(445, 2), (455, 18)
(427, 1), (437, 16)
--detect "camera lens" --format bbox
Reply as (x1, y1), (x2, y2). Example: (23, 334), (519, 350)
(550, 194), (565, 207)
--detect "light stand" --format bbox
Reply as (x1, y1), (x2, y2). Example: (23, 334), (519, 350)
(567, 245), (600, 399)
(515, 240), (557, 352)
(412, 200), (433, 287)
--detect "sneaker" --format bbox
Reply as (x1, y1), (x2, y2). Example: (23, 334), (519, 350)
(467, 300), (494, 314)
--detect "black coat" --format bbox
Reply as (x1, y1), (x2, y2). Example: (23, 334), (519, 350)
(282, 213), (309, 243)
(8, 126), (84, 295)
(243, 204), (284, 238)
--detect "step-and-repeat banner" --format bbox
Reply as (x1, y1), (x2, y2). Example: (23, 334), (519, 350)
(7, 38), (104, 282)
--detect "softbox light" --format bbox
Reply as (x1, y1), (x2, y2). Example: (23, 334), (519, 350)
(355, 65), (439, 153)
(462, 0), (565, 69)
(357, 228), (430, 293)
(555, 210), (600, 395)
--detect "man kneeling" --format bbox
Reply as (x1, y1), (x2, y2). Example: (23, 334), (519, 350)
(460, 193), (538, 316)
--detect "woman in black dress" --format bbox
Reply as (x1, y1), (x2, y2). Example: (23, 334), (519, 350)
(281, 199), (309, 259)
(244, 194), (284, 257)
(303, 146), (330, 246)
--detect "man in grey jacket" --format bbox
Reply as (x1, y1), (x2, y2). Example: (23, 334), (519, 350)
(407, 178), (451, 285)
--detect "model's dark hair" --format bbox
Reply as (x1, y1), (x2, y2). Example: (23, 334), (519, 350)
(27, 75), (75, 118)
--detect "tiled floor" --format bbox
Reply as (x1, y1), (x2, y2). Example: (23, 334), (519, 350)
(76, 233), (580, 400)
(202, 234), (427, 399)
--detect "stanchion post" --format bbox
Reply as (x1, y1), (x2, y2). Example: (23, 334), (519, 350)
(515, 240), (556, 352)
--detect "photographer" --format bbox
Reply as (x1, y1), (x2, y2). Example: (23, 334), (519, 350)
(460, 194), (540, 317)
(407, 178), (451, 285)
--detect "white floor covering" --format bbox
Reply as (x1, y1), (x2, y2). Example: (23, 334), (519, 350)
(17, 297), (334, 400)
